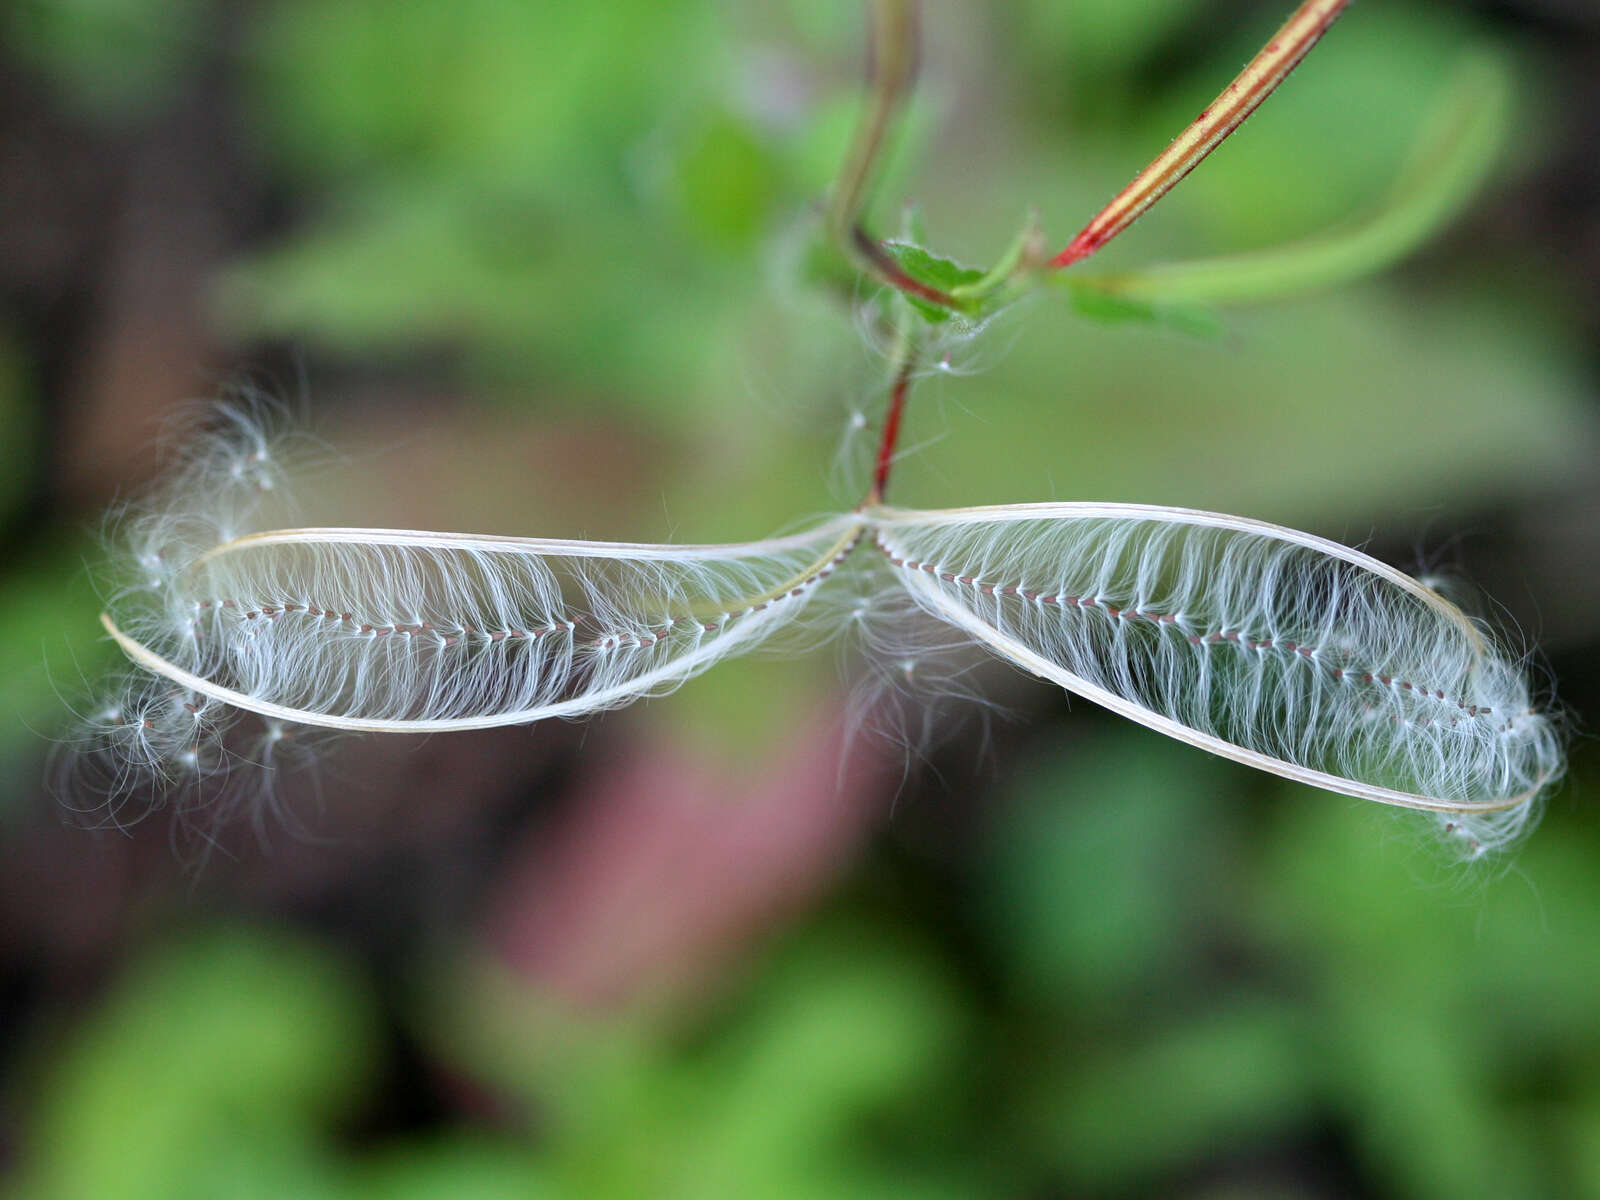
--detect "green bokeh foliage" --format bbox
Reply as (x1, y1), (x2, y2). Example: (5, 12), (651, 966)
(6, 0), (1598, 1196)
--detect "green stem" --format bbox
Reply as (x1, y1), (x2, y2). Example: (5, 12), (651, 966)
(827, 0), (958, 309)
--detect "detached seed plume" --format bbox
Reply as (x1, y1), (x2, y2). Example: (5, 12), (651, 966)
(67, 402), (1562, 857)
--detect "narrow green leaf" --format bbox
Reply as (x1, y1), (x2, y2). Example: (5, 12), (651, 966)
(951, 211), (1041, 301)
(1073, 50), (1511, 306)
(1060, 278), (1221, 337)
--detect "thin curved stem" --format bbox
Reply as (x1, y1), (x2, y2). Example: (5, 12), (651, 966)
(828, 0), (959, 309)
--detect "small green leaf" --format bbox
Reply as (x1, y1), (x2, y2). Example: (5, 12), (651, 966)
(882, 243), (985, 292)
(880, 241), (984, 322)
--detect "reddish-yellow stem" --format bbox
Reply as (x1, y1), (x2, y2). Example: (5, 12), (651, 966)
(868, 353), (916, 504)
(1052, 0), (1353, 269)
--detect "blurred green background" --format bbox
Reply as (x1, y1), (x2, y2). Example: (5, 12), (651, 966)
(2, 1), (1599, 1196)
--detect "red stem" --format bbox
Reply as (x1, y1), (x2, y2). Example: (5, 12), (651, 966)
(869, 355), (916, 504)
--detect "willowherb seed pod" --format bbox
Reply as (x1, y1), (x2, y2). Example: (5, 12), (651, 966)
(103, 519), (862, 735)
(867, 502), (1563, 853)
(81, 400), (862, 815)
(75, 403), (1561, 855)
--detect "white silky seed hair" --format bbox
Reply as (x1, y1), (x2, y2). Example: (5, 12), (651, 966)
(78, 403), (1561, 855)
(105, 520), (863, 733)
(868, 503), (1561, 854)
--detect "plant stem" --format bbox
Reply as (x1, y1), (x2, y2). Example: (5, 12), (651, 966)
(829, 0), (958, 309)
(868, 338), (917, 505)
(1052, 0), (1352, 269)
